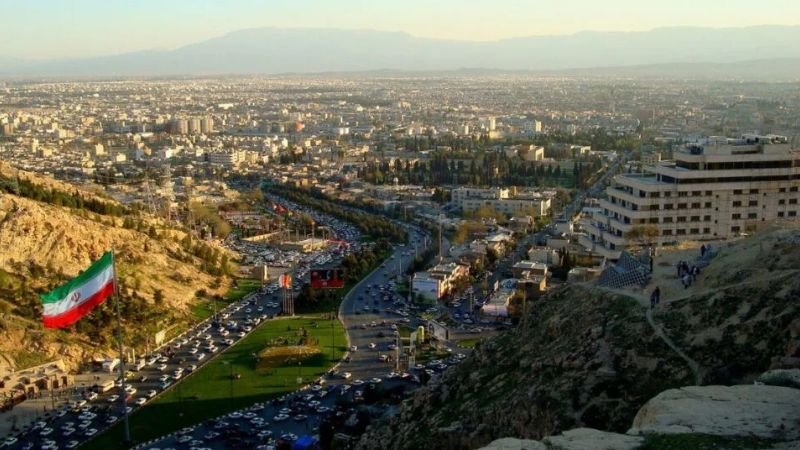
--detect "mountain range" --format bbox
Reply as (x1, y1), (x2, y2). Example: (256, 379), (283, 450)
(2, 25), (800, 78)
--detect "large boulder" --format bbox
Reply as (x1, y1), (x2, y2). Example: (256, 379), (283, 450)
(757, 369), (800, 389)
(477, 438), (547, 450)
(544, 428), (644, 450)
(629, 385), (800, 440)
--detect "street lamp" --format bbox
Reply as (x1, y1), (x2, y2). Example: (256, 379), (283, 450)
(223, 361), (234, 410)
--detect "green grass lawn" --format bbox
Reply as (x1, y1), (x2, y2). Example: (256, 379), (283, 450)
(456, 338), (482, 349)
(84, 315), (346, 450)
(191, 278), (261, 321)
(225, 278), (261, 302)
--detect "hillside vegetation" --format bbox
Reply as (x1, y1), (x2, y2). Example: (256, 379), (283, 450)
(0, 164), (236, 374)
(357, 227), (800, 450)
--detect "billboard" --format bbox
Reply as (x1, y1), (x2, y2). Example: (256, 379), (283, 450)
(279, 273), (292, 289)
(310, 268), (346, 289)
(426, 320), (449, 341)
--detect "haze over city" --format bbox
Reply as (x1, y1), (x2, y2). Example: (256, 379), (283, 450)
(1, 2), (800, 450)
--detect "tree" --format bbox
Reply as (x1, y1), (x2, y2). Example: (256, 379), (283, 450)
(153, 289), (164, 305)
(626, 224), (660, 249)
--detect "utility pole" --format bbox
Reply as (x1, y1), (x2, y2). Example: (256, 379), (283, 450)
(438, 215), (443, 263)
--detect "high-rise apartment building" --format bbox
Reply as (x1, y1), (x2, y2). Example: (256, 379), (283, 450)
(581, 135), (800, 256)
(188, 118), (202, 134)
(200, 116), (214, 134)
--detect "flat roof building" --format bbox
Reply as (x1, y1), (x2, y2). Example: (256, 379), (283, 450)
(581, 135), (800, 255)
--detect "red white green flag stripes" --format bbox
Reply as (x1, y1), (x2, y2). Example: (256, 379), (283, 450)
(39, 252), (115, 329)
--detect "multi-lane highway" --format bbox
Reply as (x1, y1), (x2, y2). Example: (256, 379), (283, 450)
(336, 226), (429, 383)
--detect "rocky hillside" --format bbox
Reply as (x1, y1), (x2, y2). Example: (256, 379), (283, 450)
(0, 166), (234, 374)
(357, 227), (800, 450)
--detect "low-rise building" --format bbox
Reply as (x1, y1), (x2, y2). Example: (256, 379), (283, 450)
(451, 186), (552, 217)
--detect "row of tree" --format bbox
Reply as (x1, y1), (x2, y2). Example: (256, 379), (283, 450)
(267, 186), (408, 243)
(0, 175), (132, 217)
(294, 240), (393, 312)
(357, 150), (601, 188)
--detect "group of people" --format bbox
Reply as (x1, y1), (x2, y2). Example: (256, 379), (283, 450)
(677, 260), (700, 289)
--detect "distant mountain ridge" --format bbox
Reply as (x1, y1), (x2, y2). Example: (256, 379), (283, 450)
(2, 25), (800, 78)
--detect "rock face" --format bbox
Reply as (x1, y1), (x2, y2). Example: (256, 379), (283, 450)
(545, 428), (643, 450)
(758, 369), (800, 389)
(629, 385), (800, 440)
(477, 438), (547, 450)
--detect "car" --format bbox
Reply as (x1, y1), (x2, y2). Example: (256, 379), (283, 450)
(2, 437), (18, 447)
(135, 397), (147, 406)
(293, 414), (307, 421)
(106, 415), (118, 424)
(349, 345), (357, 352)
(84, 428), (98, 436)
(157, 363), (168, 371)
(40, 427), (54, 436)
(65, 441), (80, 449)
(273, 413), (289, 421)
(342, 372), (352, 379)
(108, 394), (120, 403)
(368, 342), (376, 349)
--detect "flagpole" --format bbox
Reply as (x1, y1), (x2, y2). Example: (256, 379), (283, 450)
(112, 249), (132, 444)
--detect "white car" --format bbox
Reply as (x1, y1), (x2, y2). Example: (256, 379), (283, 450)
(157, 363), (168, 371)
(134, 397), (147, 406)
(349, 345), (357, 352)
(368, 343), (376, 349)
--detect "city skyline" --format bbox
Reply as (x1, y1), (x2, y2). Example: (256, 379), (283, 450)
(1, 0), (799, 59)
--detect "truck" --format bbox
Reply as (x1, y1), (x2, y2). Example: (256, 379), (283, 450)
(96, 380), (116, 394)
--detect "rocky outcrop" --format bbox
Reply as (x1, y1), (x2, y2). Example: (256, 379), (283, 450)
(477, 438), (547, 450)
(629, 385), (800, 440)
(758, 369), (800, 389)
(544, 428), (643, 450)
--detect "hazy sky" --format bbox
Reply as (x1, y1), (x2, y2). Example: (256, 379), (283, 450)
(2, 0), (798, 59)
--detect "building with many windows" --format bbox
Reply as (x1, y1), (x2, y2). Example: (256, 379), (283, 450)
(451, 186), (553, 217)
(581, 135), (800, 256)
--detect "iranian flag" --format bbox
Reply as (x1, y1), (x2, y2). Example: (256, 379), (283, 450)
(40, 252), (116, 329)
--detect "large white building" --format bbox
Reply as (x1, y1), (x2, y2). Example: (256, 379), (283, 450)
(581, 134), (800, 256)
(451, 187), (553, 217)
(412, 262), (469, 300)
